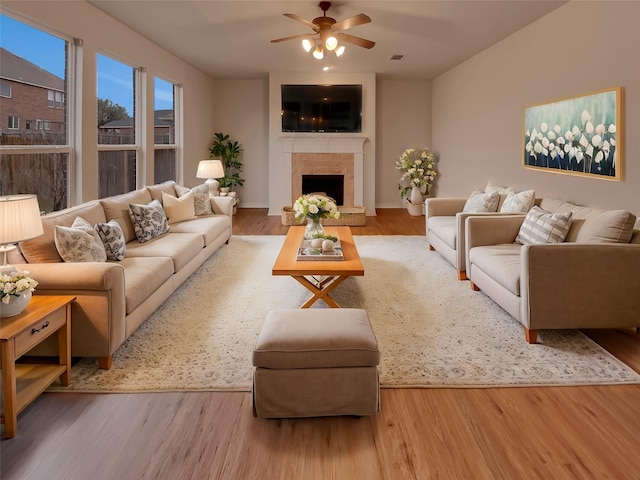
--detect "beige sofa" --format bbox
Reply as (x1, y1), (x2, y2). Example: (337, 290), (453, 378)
(10, 181), (233, 369)
(465, 197), (640, 343)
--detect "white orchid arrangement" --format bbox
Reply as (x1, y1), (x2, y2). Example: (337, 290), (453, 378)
(293, 194), (340, 222)
(396, 148), (437, 199)
(1, 270), (38, 304)
(525, 109), (617, 176)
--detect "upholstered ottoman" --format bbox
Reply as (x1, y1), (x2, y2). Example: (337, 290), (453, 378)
(252, 308), (380, 418)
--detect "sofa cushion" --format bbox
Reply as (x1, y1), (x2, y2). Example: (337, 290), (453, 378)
(169, 214), (232, 246)
(119, 256), (174, 314)
(463, 190), (499, 213)
(146, 180), (177, 203)
(427, 216), (457, 249)
(565, 206), (636, 244)
(100, 188), (153, 243)
(516, 206), (572, 245)
(128, 199), (171, 243)
(95, 220), (126, 261)
(125, 232), (204, 272)
(19, 201), (106, 263)
(54, 216), (107, 263)
(176, 184), (213, 216)
(500, 190), (535, 213)
(161, 191), (196, 224)
(484, 182), (516, 209)
(468, 244), (522, 296)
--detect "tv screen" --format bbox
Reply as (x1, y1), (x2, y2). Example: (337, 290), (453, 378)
(281, 84), (362, 133)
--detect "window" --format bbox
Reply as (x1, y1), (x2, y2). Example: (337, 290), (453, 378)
(48, 90), (54, 107)
(55, 91), (63, 109)
(97, 53), (137, 198)
(0, 81), (10, 98)
(153, 77), (179, 184)
(0, 14), (70, 212)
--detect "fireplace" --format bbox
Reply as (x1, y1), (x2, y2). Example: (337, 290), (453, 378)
(302, 175), (344, 205)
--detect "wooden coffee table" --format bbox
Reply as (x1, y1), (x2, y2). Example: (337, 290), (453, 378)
(272, 226), (364, 308)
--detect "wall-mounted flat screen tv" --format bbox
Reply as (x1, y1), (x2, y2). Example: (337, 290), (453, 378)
(281, 84), (362, 133)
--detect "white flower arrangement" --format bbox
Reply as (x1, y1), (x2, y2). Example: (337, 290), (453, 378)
(395, 148), (438, 199)
(1, 270), (38, 304)
(293, 194), (340, 221)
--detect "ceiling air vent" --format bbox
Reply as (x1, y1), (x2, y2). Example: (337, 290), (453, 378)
(390, 54), (404, 61)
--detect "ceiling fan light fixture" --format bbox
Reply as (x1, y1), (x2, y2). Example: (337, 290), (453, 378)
(335, 45), (345, 57)
(313, 45), (324, 60)
(302, 38), (313, 52)
(325, 35), (338, 51)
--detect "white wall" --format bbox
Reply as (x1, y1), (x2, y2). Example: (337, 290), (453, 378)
(431, 1), (640, 213)
(376, 79), (432, 207)
(3, 0), (217, 201)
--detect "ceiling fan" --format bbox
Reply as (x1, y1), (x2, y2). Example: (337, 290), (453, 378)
(270, 1), (375, 59)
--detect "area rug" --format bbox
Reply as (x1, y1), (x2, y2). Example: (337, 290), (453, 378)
(49, 235), (640, 393)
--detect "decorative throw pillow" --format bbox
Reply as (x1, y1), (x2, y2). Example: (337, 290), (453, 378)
(54, 216), (107, 263)
(128, 199), (170, 243)
(516, 206), (573, 245)
(176, 184), (213, 216)
(161, 191), (196, 224)
(500, 190), (536, 213)
(484, 182), (516, 210)
(95, 220), (126, 261)
(462, 190), (499, 213)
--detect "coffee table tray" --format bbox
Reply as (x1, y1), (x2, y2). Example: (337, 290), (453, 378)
(297, 238), (344, 261)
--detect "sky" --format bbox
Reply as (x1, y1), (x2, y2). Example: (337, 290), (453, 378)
(1, 13), (173, 117)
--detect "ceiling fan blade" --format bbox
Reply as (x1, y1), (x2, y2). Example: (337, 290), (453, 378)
(283, 13), (319, 32)
(332, 13), (371, 31)
(271, 33), (314, 44)
(336, 32), (375, 49)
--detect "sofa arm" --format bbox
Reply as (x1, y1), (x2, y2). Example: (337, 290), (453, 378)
(465, 215), (524, 249)
(426, 198), (467, 217)
(210, 196), (235, 217)
(521, 243), (640, 330)
(15, 262), (125, 291)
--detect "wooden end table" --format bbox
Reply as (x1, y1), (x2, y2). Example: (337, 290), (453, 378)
(1, 295), (75, 439)
(272, 226), (364, 308)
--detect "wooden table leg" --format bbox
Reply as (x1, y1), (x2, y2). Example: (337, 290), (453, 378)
(58, 303), (72, 386)
(1, 340), (18, 438)
(292, 275), (349, 308)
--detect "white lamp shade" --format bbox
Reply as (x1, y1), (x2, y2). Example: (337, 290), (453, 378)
(301, 38), (313, 52)
(325, 36), (338, 51)
(196, 159), (225, 179)
(0, 194), (43, 245)
(335, 45), (345, 57)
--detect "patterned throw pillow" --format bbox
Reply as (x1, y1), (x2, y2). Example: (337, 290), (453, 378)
(516, 206), (573, 245)
(95, 220), (126, 261)
(162, 191), (196, 224)
(54, 216), (107, 263)
(175, 183), (213, 216)
(462, 190), (499, 213)
(500, 190), (535, 213)
(128, 199), (170, 243)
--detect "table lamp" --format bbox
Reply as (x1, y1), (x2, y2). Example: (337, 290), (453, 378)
(196, 159), (225, 198)
(0, 194), (44, 274)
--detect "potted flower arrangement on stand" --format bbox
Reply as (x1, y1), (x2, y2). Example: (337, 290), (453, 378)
(1, 270), (38, 317)
(292, 193), (340, 240)
(395, 148), (437, 216)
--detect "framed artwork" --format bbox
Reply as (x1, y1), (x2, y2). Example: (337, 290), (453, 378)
(523, 87), (623, 180)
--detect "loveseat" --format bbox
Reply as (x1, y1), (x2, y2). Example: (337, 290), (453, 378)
(464, 197), (640, 343)
(426, 184), (535, 280)
(9, 181), (233, 369)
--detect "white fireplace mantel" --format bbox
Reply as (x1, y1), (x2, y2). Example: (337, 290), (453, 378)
(276, 135), (367, 212)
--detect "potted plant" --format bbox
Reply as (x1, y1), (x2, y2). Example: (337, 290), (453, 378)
(209, 132), (244, 192)
(395, 148), (437, 216)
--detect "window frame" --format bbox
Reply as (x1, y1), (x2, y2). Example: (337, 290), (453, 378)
(7, 115), (19, 129)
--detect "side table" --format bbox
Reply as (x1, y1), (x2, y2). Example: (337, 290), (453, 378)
(1, 295), (75, 439)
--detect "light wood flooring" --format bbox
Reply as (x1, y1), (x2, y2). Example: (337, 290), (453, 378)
(2, 208), (640, 480)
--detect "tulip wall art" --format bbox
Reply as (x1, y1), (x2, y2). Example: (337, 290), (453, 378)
(523, 87), (623, 180)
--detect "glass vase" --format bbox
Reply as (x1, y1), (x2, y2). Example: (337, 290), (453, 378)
(304, 217), (325, 240)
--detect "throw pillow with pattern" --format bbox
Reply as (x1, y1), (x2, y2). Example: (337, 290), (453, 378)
(128, 199), (170, 243)
(516, 205), (573, 245)
(54, 216), (107, 263)
(500, 190), (535, 213)
(95, 219), (126, 261)
(462, 190), (499, 213)
(175, 183), (213, 216)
